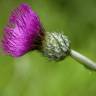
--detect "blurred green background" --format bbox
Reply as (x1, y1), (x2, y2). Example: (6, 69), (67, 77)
(0, 0), (96, 96)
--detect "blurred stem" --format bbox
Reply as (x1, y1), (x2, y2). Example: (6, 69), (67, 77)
(70, 49), (96, 70)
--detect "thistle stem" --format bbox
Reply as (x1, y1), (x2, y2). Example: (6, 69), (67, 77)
(70, 49), (96, 70)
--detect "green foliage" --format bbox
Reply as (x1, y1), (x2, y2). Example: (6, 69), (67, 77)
(0, 0), (96, 96)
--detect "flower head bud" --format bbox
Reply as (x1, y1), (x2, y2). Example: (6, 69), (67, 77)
(42, 32), (70, 61)
(2, 3), (44, 57)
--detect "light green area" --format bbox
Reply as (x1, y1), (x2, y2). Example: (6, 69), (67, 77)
(0, 0), (96, 96)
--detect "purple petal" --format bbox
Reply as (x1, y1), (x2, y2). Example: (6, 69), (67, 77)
(2, 3), (44, 57)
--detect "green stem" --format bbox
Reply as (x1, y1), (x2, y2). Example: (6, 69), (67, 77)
(70, 49), (96, 70)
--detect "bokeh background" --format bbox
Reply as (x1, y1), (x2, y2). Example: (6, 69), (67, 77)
(0, 0), (96, 96)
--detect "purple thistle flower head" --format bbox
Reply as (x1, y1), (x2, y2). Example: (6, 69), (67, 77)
(2, 3), (44, 57)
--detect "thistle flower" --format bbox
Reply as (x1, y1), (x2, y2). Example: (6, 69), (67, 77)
(2, 4), (44, 57)
(2, 3), (96, 70)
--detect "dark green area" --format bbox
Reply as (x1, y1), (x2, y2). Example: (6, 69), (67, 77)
(0, 0), (96, 96)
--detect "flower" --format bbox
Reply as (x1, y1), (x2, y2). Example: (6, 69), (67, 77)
(2, 3), (44, 57)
